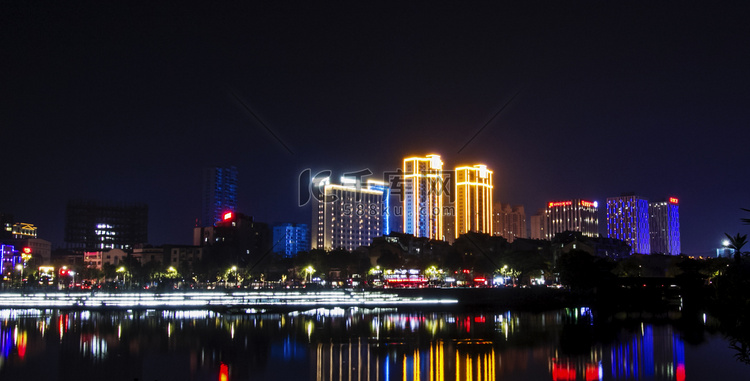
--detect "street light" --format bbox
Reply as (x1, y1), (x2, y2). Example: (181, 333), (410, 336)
(117, 266), (127, 289)
(15, 264), (23, 288)
(304, 265), (315, 283)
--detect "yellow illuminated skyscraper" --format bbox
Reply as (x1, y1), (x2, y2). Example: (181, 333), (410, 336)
(403, 154), (444, 240)
(455, 165), (493, 237)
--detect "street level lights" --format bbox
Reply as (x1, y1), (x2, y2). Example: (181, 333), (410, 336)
(117, 266), (128, 289)
(15, 264), (23, 288)
(304, 266), (315, 283)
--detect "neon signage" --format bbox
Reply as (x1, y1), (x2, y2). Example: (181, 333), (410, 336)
(669, 197), (679, 204)
(580, 200), (597, 208)
(548, 201), (572, 208)
(223, 212), (233, 221)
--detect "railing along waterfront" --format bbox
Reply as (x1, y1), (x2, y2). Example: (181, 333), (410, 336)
(0, 290), (459, 310)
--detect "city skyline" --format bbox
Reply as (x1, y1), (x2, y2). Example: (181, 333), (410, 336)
(2, 2), (748, 256)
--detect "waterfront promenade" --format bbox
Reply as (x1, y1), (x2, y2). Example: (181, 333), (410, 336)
(0, 290), (459, 311)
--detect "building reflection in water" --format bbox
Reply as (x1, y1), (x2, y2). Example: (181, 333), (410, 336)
(0, 306), (724, 381)
(312, 338), (496, 381)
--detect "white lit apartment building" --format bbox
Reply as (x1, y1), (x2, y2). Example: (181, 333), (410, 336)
(543, 199), (599, 240)
(312, 177), (388, 251)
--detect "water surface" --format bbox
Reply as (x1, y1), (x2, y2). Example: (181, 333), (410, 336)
(0, 307), (745, 380)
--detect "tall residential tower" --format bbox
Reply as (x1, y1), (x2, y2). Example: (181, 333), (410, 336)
(454, 165), (493, 237)
(543, 199), (599, 240)
(649, 197), (681, 255)
(65, 200), (148, 252)
(312, 177), (388, 251)
(493, 203), (526, 242)
(403, 155), (444, 240)
(201, 166), (238, 227)
(607, 194), (651, 254)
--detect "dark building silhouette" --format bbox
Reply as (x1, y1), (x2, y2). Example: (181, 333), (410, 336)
(201, 166), (238, 227)
(551, 231), (631, 260)
(193, 212), (270, 266)
(64, 200), (148, 252)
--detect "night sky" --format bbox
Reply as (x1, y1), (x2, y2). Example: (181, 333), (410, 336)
(2, 2), (748, 255)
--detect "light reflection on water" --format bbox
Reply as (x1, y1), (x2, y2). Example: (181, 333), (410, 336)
(0, 307), (744, 380)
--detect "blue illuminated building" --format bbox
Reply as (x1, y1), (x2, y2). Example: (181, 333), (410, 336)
(607, 194), (651, 254)
(201, 166), (238, 227)
(272, 223), (310, 257)
(649, 197), (681, 255)
(367, 182), (391, 235)
(0, 244), (21, 274)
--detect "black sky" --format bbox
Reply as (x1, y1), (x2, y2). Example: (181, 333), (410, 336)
(2, 1), (748, 255)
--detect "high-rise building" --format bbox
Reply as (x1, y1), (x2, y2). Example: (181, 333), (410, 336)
(312, 178), (388, 251)
(455, 165), (493, 237)
(543, 199), (599, 240)
(201, 166), (238, 227)
(649, 197), (681, 255)
(193, 211), (271, 265)
(529, 210), (545, 240)
(65, 200), (148, 252)
(607, 194), (651, 254)
(403, 155), (444, 240)
(272, 223), (310, 257)
(493, 203), (526, 242)
(366, 182), (391, 235)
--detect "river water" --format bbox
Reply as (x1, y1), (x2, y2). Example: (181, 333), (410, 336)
(0, 307), (746, 380)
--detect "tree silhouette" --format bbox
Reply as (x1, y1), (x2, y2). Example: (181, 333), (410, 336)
(724, 233), (748, 264)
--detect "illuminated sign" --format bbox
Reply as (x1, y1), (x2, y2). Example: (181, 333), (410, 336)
(223, 212), (233, 221)
(22, 247), (31, 254)
(548, 201), (572, 208)
(580, 200), (597, 208)
(669, 197), (679, 204)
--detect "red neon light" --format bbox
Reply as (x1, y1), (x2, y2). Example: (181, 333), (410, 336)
(219, 363), (229, 381)
(474, 316), (486, 323)
(473, 278), (486, 283)
(223, 212), (233, 221)
(676, 363), (685, 381)
(22, 247), (31, 254)
(669, 197), (679, 204)
(548, 201), (572, 208)
(552, 362), (576, 381)
(17, 332), (26, 359)
(580, 200), (595, 208)
(584, 364), (599, 381)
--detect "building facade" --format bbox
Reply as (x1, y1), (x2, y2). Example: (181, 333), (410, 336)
(649, 197), (681, 255)
(201, 166), (238, 227)
(543, 199), (599, 240)
(454, 165), (493, 237)
(493, 203), (525, 242)
(194, 212), (270, 265)
(607, 195), (651, 254)
(529, 210), (545, 240)
(272, 223), (310, 257)
(403, 155), (444, 240)
(11, 223), (37, 239)
(64, 200), (148, 252)
(312, 178), (388, 251)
